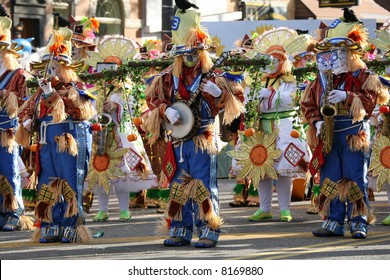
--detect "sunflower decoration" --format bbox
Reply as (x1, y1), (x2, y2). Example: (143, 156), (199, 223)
(227, 129), (282, 188)
(86, 133), (129, 194)
(368, 135), (390, 192)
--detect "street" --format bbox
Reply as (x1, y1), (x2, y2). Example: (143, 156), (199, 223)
(0, 179), (390, 260)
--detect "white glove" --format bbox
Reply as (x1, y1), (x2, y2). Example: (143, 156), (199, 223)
(165, 107), (180, 125)
(203, 81), (222, 97)
(23, 119), (32, 132)
(328, 89), (346, 104)
(38, 78), (53, 96)
(258, 88), (273, 99)
(315, 121), (324, 137)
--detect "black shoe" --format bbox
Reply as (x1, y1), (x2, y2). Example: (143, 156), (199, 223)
(163, 237), (190, 247)
(312, 228), (344, 237)
(194, 238), (217, 248)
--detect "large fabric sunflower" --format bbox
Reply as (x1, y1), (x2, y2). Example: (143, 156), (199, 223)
(227, 129), (282, 188)
(368, 135), (390, 192)
(86, 133), (129, 194)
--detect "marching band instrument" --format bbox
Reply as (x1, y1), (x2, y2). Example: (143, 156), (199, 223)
(164, 51), (231, 141)
(320, 69), (337, 155)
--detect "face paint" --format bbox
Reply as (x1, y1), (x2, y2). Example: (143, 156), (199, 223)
(316, 48), (347, 74)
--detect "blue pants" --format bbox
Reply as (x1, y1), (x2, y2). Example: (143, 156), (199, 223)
(38, 119), (91, 229)
(169, 140), (220, 242)
(320, 117), (370, 226)
(0, 112), (23, 226)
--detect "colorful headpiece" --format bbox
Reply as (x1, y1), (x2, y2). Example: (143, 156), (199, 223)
(70, 16), (99, 48)
(85, 35), (139, 67)
(0, 16), (23, 57)
(170, 9), (212, 56)
(245, 27), (313, 60)
(41, 27), (73, 65)
(314, 19), (368, 55)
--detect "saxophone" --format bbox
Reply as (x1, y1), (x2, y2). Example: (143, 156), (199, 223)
(320, 70), (337, 155)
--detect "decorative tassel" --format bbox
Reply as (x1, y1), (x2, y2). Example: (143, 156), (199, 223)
(19, 215), (34, 231)
(317, 196), (332, 219)
(76, 224), (92, 243)
(199, 198), (224, 230)
(30, 228), (41, 242)
(141, 108), (161, 145)
(367, 212), (376, 225)
(3, 192), (18, 212)
(35, 201), (53, 223)
(50, 97), (67, 123)
(338, 179), (354, 202)
(56, 133), (78, 156)
(154, 218), (171, 236)
(62, 181), (78, 218)
(15, 125), (30, 149)
(193, 128), (217, 154)
(2, 91), (18, 118)
(349, 96), (366, 123)
(166, 200), (183, 221)
(220, 91), (245, 125)
(362, 73), (389, 105)
(306, 124), (318, 148)
(0, 130), (16, 154)
(347, 130), (370, 153)
(351, 198), (368, 217)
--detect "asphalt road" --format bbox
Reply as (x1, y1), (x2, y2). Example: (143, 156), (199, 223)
(1, 179), (390, 260)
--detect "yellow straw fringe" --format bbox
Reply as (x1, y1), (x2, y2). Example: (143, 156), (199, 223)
(30, 228), (41, 242)
(154, 218), (171, 237)
(363, 73), (389, 105)
(349, 96), (366, 123)
(76, 224), (92, 243)
(141, 108), (161, 145)
(19, 215), (35, 231)
(57, 133), (78, 156)
(2, 91), (18, 118)
(50, 97), (67, 123)
(15, 125), (30, 149)
(0, 130), (16, 153)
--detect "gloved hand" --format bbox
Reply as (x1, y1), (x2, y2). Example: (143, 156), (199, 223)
(257, 88), (273, 99)
(165, 107), (181, 125)
(315, 120), (324, 137)
(103, 100), (118, 113)
(203, 81), (222, 97)
(328, 89), (346, 104)
(23, 119), (32, 132)
(38, 78), (53, 96)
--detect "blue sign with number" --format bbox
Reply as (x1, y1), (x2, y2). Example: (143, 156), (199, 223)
(172, 16), (180, 30)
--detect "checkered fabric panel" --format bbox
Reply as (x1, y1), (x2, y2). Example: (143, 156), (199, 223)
(170, 182), (187, 205)
(125, 148), (142, 171)
(348, 182), (364, 202)
(38, 184), (56, 205)
(320, 177), (338, 199)
(284, 143), (305, 167)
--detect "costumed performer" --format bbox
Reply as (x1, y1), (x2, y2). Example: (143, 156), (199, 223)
(17, 26), (96, 243)
(143, 9), (245, 248)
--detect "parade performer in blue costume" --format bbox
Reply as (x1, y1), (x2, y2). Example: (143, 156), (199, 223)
(0, 9), (33, 232)
(17, 27), (96, 243)
(143, 8), (245, 248)
(301, 18), (388, 239)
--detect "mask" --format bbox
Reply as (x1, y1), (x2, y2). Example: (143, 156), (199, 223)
(316, 48), (347, 75)
(183, 52), (199, 67)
